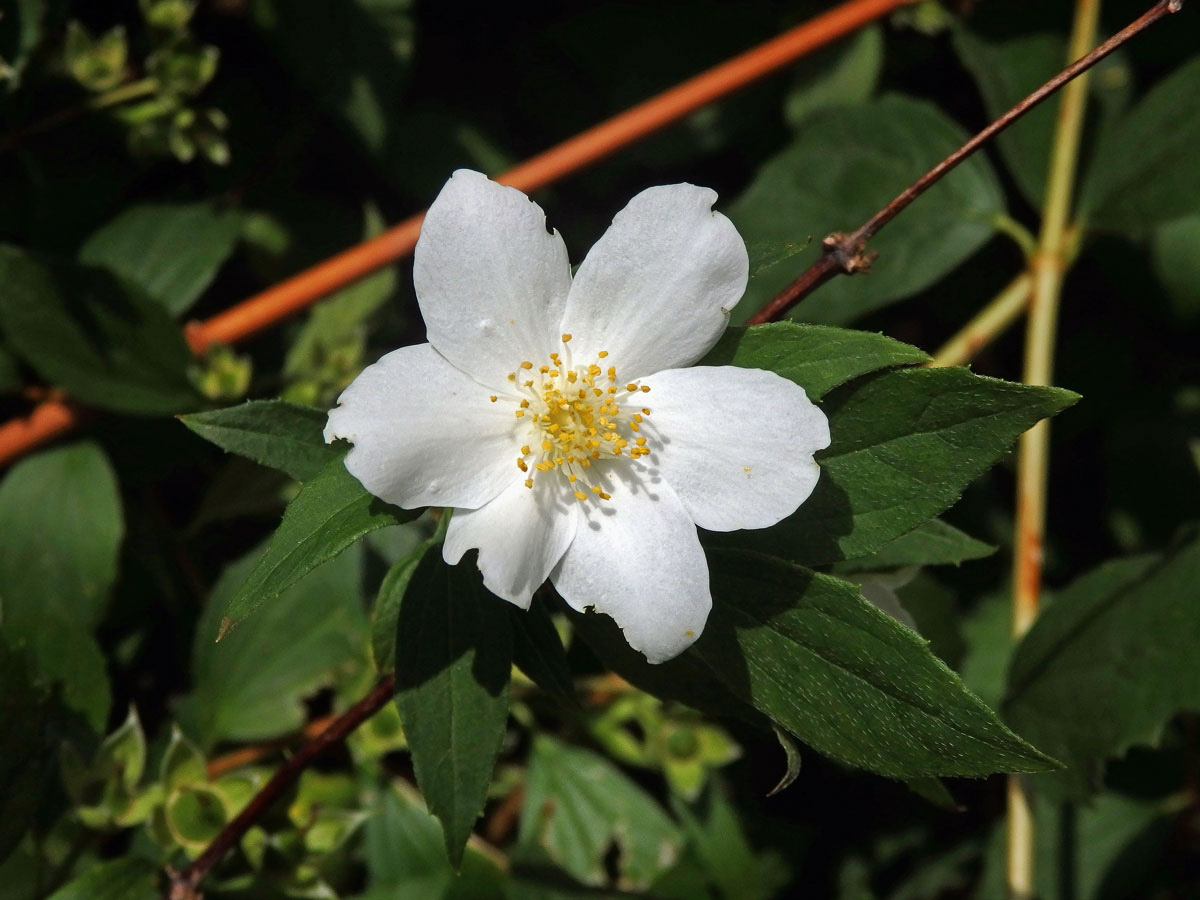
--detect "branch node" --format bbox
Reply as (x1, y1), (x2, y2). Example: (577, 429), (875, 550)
(823, 232), (878, 274)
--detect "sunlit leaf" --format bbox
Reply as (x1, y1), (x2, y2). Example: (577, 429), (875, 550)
(180, 399), (337, 482)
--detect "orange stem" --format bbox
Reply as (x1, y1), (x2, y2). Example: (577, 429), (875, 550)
(0, 0), (914, 468)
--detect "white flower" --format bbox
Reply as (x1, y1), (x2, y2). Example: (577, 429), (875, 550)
(325, 170), (830, 663)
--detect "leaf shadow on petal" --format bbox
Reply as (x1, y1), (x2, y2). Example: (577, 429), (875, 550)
(700, 466), (855, 566)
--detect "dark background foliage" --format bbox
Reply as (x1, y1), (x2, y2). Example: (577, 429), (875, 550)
(1, 0), (1198, 897)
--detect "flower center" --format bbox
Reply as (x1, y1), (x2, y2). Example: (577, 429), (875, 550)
(496, 334), (651, 502)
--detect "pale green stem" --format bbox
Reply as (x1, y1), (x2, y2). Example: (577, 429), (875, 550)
(1007, 1), (1101, 897)
(927, 273), (1033, 369)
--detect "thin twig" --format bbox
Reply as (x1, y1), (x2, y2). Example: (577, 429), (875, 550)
(1007, 0), (1103, 897)
(745, 0), (1184, 326)
(169, 675), (395, 899)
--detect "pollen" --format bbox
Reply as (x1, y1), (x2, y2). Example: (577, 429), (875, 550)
(505, 348), (653, 499)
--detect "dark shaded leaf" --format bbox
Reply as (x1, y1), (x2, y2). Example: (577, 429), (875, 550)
(1004, 528), (1200, 798)
(0, 246), (199, 414)
(1083, 56), (1200, 232)
(394, 553), (512, 866)
(509, 598), (575, 703)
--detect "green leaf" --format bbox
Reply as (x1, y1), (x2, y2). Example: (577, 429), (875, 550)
(394, 553), (512, 866)
(0, 442), (122, 730)
(835, 519), (995, 573)
(952, 29), (1062, 207)
(179, 540), (367, 746)
(0, 246), (200, 414)
(697, 552), (1054, 777)
(0, 637), (70, 864)
(783, 24), (882, 129)
(1083, 56), (1200, 232)
(669, 782), (785, 900)
(518, 735), (684, 890)
(976, 790), (1177, 900)
(958, 589), (1013, 712)
(579, 553), (1054, 779)
(509, 599), (575, 703)
(45, 858), (158, 900)
(696, 322), (928, 400)
(79, 201), (242, 315)
(728, 95), (1004, 325)
(0, 0), (45, 89)
(223, 454), (414, 629)
(0, 442), (123, 629)
(160, 725), (207, 792)
(714, 367), (1078, 565)
(371, 514), (448, 673)
(180, 399), (337, 481)
(768, 725), (802, 796)
(1151, 212), (1200, 322)
(361, 784), (507, 900)
(1003, 528), (1200, 799)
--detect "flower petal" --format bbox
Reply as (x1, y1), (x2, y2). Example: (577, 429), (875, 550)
(444, 479), (579, 609)
(413, 169), (574, 390)
(551, 466), (710, 663)
(640, 366), (830, 532)
(325, 343), (522, 509)
(560, 184), (748, 379)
